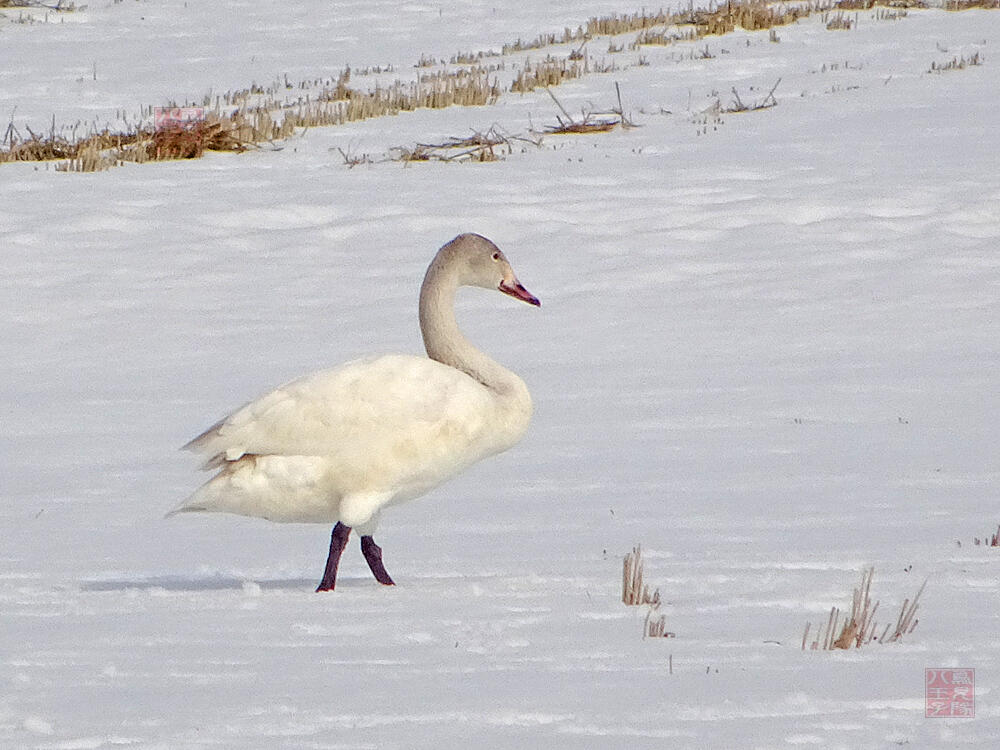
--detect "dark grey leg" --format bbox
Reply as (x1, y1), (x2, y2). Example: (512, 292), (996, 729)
(316, 522), (351, 592)
(360, 535), (395, 586)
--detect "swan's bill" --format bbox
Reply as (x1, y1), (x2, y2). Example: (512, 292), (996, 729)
(499, 279), (540, 307)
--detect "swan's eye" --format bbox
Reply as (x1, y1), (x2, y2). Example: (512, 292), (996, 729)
(491, 252), (500, 261)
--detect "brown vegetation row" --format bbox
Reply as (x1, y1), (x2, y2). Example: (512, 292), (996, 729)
(3, 0), (997, 170)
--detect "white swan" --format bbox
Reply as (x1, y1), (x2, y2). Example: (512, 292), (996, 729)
(172, 233), (540, 591)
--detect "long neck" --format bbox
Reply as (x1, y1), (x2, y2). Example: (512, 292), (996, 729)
(418, 259), (522, 397)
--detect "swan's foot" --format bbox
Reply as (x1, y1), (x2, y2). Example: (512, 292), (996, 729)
(316, 522), (351, 592)
(316, 523), (395, 591)
(361, 535), (395, 586)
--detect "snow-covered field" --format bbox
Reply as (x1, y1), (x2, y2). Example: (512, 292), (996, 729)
(3, 1), (999, 747)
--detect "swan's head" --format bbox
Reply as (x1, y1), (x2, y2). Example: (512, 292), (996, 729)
(444, 233), (540, 307)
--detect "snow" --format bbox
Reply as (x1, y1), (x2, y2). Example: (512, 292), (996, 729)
(2, 1), (999, 748)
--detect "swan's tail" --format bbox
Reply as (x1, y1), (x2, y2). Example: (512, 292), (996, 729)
(168, 454), (339, 523)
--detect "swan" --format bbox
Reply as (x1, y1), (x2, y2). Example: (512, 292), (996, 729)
(171, 233), (540, 591)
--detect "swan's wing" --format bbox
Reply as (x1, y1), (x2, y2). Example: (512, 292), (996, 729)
(183, 354), (494, 469)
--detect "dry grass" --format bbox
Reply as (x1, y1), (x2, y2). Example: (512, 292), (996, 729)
(825, 11), (857, 28)
(5, 1), (998, 170)
(836, 0), (926, 7)
(2, 125), (76, 161)
(973, 524), (1000, 547)
(502, 26), (589, 54)
(339, 126), (544, 166)
(943, 0), (1000, 8)
(336, 147), (373, 168)
(388, 127), (540, 164)
(0, 0), (78, 9)
(2, 66), (501, 170)
(724, 78), (782, 112)
(873, 7), (909, 20)
(56, 140), (120, 172)
(644, 609), (676, 638)
(623, 545), (674, 639)
(929, 51), (983, 71)
(535, 86), (628, 135)
(802, 567), (926, 650)
(511, 56), (585, 93)
(450, 49), (502, 64)
(386, 81), (632, 163)
(631, 27), (697, 48)
(622, 545), (661, 607)
(550, 1), (815, 46)
(145, 119), (249, 160)
(544, 118), (620, 134)
(2, 120), (149, 167)
(586, 10), (673, 35)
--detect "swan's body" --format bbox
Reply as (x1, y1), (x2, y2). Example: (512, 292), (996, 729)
(179, 353), (529, 527)
(173, 233), (539, 590)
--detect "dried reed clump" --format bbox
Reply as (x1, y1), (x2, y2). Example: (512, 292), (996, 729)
(630, 27), (696, 48)
(618, 2), (811, 49)
(825, 11), (856, 28)
(1, 129), (75, 162)
(317, 68), (354, 102)
(544, 117), (619, 134)
(2, 121), (144, 170)
(389, 127), (530, 164)
(872, 7), (908, 20)
(511, 56), (585, 93)
(381, 81), (629, 166)
(644, 609), (674, 638)
(205, 67), (502, 144)
(143, 119), (249, 160)
(836, 0), (933, 8)
(584, 3), (808, 40)
(1, 0), (78, 9)
(802, 567), (926, 651)
(502, 25), (588, 55)
(585, 9), (672, 35)
(345, 126), (544, 167)
(943, 0), (1000, 8)
(724, 78), (781, 112)
(450, 49), (501, 64)
(56, 140), (119, 172)
(623, 545), (674, 639)
(684, 1), (810, 35)
(54, 117), (255, 171)
(623, 545), (662, 607)
(219, 81), (267, 107)
(417, 68), (503, 106)
(321, 68), (501, 120)
(929, 51), (983, 72)
(536, 86), (626, 135)
(973, 523), (1000, 547)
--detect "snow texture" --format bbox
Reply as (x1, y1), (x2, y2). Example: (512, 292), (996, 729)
(2, 2), (999, 748)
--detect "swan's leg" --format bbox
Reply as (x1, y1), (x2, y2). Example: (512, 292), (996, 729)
(316, 522), (351, 592)
(360, 535), (395, 586)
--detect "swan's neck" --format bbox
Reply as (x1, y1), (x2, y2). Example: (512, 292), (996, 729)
(419, 262), (525, 400)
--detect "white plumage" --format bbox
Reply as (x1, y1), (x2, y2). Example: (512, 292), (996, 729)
(172, 233), (540, 590)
